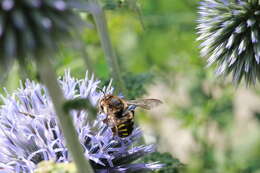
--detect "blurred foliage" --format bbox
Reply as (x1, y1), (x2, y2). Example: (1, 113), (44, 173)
(174, 71), (234, 130)
(122, 72), (153, 99)
(254, 112), (260, 123)
(142, 152), (183, 173)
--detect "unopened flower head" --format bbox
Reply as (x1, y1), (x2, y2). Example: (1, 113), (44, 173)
(0, 0), (83, 70)
(197, 0), (260, 85)
(0, 70), (163, 172)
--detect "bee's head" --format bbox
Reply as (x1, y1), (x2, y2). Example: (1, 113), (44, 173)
(97, 87), (126, 114)
(99, 95), (125, 114)
(109, 96), (123, 108)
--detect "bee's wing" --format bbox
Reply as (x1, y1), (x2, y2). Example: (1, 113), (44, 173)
(126, 99), (162, 110)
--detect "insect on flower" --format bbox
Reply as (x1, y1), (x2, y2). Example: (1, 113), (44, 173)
(98, 88), (162, 138)
(0, 71), (165, 172)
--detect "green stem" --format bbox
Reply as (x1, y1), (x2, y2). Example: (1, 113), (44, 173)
(90, 0), (126, 94)
(73, 32), (94, 75)
(80, 43), (94, 75)
(128, 0), (146, 30)
(36, 57), (93, 173)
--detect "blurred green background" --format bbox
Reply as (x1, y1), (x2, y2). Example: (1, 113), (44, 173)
(2, 0), (260, 172)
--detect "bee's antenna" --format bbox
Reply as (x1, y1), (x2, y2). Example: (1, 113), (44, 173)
(96, 87), (106, 96)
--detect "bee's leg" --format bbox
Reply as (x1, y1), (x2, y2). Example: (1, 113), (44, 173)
(114, 124), (119, 136)
(111, 118), (119, 136)
(111, 126), (119, 138)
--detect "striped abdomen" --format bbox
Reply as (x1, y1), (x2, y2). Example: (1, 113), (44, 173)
(117, 119), (134, 138)
(112, 111), (134, 138)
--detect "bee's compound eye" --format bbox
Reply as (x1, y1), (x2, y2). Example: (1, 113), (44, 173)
(100, 105), (104, 111)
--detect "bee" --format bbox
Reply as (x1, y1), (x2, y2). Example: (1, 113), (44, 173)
(98, 91), (162, 138)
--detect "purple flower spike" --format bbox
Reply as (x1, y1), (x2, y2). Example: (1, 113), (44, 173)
(0, 70), (163, 172)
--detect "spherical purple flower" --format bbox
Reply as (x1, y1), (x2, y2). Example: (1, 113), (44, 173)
(197, 0), (260, 85)
(0, 70), (163, 172)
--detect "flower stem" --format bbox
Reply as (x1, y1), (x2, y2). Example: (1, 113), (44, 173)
(73, 32), (95, 75)
(35, 56), (93, 173)
(128, 0), (146, 30)
(90, 0), (127, 95)
(80, 43), (94, 75)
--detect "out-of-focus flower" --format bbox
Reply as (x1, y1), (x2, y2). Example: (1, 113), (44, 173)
(197, 0), (260, 85)
(35, 161), (78, 173)
(0, 0), (83, 71)
(0, 70), (163, 172)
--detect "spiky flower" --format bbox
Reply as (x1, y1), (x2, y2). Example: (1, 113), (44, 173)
(197, 0), (260, 85)
(0, 70), (163, 172)
(0, 0), (82, 70)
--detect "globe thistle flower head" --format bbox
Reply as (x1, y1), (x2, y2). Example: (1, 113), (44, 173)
(0, 70), (163, 172)
(197, 0), (260, 85)
(0, 0), (83, 71)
